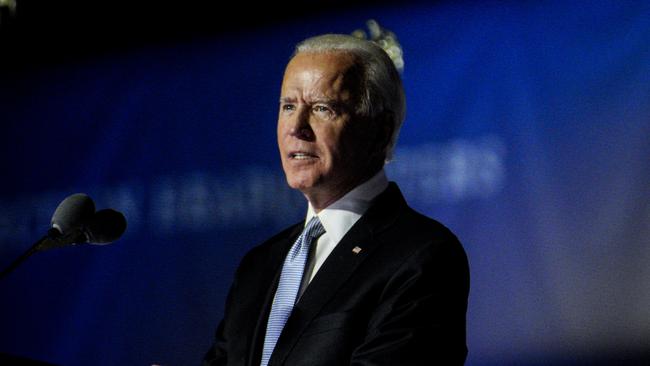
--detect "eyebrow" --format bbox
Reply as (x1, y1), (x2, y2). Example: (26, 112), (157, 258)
(279, 97), (340, 105)
(279, 97), (296, 103)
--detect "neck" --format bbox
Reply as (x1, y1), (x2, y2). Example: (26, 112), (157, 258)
(304, 168), (383, 213)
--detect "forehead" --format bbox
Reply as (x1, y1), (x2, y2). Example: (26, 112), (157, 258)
(281, 52), (361, 97)
(286, 51), (357, 70)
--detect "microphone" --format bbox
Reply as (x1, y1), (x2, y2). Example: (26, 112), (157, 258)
(43, 196), (128, 249)
(0, 193), (128, 280)
(85, 209), (127, 245)
(50, 193), (96, 234)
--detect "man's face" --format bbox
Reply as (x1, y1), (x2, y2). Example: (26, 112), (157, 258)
(277, 52), (381, 207)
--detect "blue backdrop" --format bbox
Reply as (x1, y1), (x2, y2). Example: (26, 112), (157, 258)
(1, 1), (649, 365)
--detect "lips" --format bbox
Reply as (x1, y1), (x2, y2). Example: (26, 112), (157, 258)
(289, 151), (318, 160)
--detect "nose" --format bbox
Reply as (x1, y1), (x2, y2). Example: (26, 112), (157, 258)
(287, 105), (314, 141)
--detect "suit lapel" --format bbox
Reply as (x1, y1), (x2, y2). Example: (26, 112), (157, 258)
(269, 183), (406, 365)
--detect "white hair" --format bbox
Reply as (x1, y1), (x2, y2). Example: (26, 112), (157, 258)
(294, 34), (406, 162)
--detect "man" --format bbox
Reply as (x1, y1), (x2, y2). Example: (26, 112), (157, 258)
(204, 33), (469, 365)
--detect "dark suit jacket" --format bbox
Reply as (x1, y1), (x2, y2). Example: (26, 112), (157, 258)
(204, 183), (469, 365)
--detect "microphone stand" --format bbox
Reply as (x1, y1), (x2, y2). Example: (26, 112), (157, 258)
(0, 228), (86, 281)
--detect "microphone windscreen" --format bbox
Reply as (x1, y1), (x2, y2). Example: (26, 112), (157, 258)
(51, 193), (96, 234)
(85, 209), (127, 244)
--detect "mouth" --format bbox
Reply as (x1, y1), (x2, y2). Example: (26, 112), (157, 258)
(289, 151), (318, 160)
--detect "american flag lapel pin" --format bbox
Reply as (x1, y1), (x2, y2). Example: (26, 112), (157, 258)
(352, 246), (363, 254)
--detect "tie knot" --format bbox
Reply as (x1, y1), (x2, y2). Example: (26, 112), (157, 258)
(304, 216), (325, 240)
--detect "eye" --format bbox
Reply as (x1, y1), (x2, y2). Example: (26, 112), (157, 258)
(312, 104), (335, 118)
(281, 103), (296, 112)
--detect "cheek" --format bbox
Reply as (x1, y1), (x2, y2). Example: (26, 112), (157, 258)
(337, 125), (372, 157)
(318, 129), (344, 159)
(277, 121), (289, 151)
(276, 119), (284, 140)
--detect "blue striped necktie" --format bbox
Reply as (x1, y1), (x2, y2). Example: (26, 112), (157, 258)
(260, 216), (325, 366)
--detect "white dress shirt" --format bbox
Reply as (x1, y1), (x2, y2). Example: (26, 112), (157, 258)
(298, 169), (389, 297)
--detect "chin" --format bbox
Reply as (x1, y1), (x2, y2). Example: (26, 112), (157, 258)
(285, 173), (318, 192)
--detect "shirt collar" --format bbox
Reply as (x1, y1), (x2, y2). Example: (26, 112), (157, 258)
(305, 169), (389, 243)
